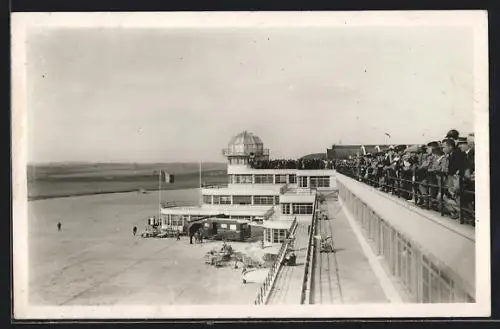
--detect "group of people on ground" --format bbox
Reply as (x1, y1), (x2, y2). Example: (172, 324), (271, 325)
(190, 228), (204, 244)
(334, 129), (475, 225)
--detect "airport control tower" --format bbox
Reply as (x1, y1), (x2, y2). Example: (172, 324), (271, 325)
(222, 131), (269, 169)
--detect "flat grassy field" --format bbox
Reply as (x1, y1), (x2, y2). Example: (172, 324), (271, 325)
(28, 162), (227, 200)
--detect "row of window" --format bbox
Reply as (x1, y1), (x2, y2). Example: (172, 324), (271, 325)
(228, 158), (248, 165)
(254, 195), (279, 205)
(229, 174), (297, 184)
(232, 174), (253, 184)
(228, 175), (330, 186)
(254, 174), (274, 184)
(162, 215), (255, 226)
(340, 183), (474, 303)
(310, 176), (330, 188)
(233, 196), (252, 205)
(203, 195), (279, 205)
(204, 222), (247, 230)
(281, 203), (314, 215)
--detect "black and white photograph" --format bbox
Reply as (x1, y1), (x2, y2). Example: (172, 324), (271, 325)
(11, 11), (490, 319)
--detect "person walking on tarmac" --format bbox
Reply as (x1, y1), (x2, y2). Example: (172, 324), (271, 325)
(176, 230), (181, 241)
(57, 222), (62, 232)
(133, 226), (137, 236)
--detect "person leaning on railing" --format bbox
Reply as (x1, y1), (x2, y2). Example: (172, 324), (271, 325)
(457, 135), (475, 221)
(440, 138), (465, 219)
(417, 141), (441, 207)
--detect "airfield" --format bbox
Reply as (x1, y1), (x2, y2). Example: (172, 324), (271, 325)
(28, 188), (262, 305)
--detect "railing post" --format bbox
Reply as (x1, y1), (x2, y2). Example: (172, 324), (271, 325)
(458, 174), (464, 225)
(395, 170), (401, 198)
(412, 170), (417, 203)
(426, 173), (431, 210)
(439, 174), (445, 216)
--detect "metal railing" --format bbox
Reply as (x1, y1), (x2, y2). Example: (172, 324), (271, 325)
(300, 195), (319, 304)
(222, 148), (270, 157)
(201, 183), (229, 189)
(160, 201), (198, 208)
(254, 218), (298, 305)
(249, 159), (335, 170)
(335, 165), (475, 226)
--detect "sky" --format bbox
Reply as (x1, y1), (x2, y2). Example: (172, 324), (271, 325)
(26, 26), (474, 163)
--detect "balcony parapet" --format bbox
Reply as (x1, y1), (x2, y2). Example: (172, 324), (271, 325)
(201, 183), (229, 189)
(222, 148), (270, 157)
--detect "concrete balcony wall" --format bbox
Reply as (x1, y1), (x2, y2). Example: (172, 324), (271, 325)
(336, 173), (475, 303)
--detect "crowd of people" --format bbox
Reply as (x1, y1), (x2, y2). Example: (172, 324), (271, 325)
(335, 129), (475, 225)
(249, 158), (335, 170)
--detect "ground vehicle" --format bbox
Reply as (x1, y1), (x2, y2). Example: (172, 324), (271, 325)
(196, 218), (251, 242)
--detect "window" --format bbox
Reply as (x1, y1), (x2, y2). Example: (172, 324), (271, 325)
(289, 174), (296, 184)
(270, 229), (287, 243)
(233, 195), (252, 205)
(254, 174), (273, 184)
(213, 195), (221, 204)
(274, 195), (279, 205)
(265, 228), (272, 243)
(204, 222), (210, 227)
(254, 195), (274, 205)
(275, 174), (287, 184)
(220, 223), (228, 229)
(171, 215), (183, 226)
(230, 224), (237, 231)
(234, 174), (252, 184)
(310, 176), (330, 188)
(220, 196), (231, 205)
(292, 203), (313, 215)
(282, 203), (291, 214)
(298, 176), (308, 188)
(203, 195), (212, 204)
(229, 158), (247, 165)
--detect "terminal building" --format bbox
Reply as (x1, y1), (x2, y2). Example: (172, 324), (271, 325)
(160, 131), (336, 246)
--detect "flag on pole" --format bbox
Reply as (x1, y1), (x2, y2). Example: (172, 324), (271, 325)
(385, 132), (391, 138)
(159, 170), (174, 183)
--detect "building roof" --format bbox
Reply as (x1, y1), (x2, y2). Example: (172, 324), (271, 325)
(262, 219), (294, 229)
(160, 205), (272, 216)
(228, 131), (263, 148)
(225, 131), (267, 157)
(202, 184), (283, 195)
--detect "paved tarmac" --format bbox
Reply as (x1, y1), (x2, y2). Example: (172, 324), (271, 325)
(28, 190), (259, 305)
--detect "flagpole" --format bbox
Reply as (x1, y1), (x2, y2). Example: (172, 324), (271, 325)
(199, 160), (202, 206)
(158, 169), (161, 225)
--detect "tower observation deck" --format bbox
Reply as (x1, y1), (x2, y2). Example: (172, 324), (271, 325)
(222, 131), (269, 164)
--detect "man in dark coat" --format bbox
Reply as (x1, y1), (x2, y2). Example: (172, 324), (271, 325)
(445, 129), (460, 143)
(441, 138), (465, 219)
(459, 136), (475, 178)
(458, 136), (475, 220)
(417, 142), (439, 206)
(383, 146), (395, 193)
